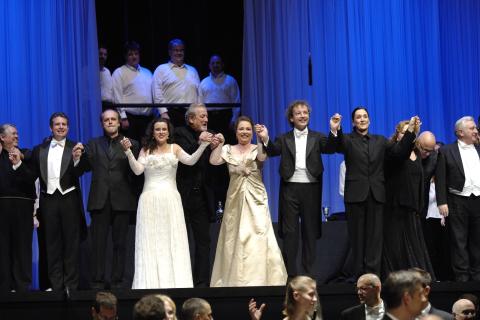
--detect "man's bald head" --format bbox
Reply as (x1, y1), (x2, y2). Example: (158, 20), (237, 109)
(452, 299), (476, 319)
(416, 131), (436, 159)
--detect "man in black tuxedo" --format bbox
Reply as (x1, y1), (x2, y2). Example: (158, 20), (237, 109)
(336, 107), (390, 278)
(340, 273), (384, 319)
(0, 124), (36, 292)
(82, 109), (140, 289)
(12, 112), (86, 292)
(256, 100), (341, 277)
(382, 270), (427, 320)
(174, 103), (218, 287)
(435, 116), (480, 282)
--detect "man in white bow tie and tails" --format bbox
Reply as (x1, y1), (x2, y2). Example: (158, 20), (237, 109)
(12, 112), (87, 292)
(435, 116), (480, 282)
(256, 100), (341, 278)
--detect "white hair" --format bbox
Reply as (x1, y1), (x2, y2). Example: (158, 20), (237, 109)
(454, 116), (475, 138)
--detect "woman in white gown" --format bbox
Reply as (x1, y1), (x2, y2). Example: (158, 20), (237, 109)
(209, 116), (287, 287)
(121, 118), (210, 289)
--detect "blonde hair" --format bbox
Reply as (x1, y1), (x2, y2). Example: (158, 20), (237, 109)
(283, 276), (322, 320)
(156, 294), (177, 320)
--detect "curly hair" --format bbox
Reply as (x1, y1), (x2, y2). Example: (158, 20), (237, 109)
(142, 117), (174, 153)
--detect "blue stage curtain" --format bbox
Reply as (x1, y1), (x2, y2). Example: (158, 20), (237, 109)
(0, 0), (101, 289)
(243, 0), (480, 219)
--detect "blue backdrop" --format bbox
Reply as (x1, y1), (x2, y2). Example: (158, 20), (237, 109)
(242, 0), (480, 219)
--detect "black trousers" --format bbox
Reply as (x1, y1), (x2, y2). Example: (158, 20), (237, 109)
(345, 191), (383, 278)
(447, 193), (480, 281)
(422, 217), (453, 281)
(0, 198), (34, 292)
(40, 190), (81, 291)
(90, 201), (131, 288)
(183, 188), (211, 287)
(279, 182), (321, 277)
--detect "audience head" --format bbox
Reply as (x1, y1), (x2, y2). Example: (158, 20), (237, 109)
(91, 291), (118, 320)
(416, 131), (436, 159)
(99, 44), (108, 69)
(181, 297), (212, 320)
(351, 106), (370, 134)
(133, 295), (165, 320)
(100, 109), (121, 138)
(49, 112), (69, 141)
(356, 273), (382, 307)
(285, 100), (311, 130)
(455, 116), (478, 145)
(143, 117), (173, 152)
(208, 55), (224, 77)
(234, 115), (254, 145)
(452, 299), (476, 320)
(185, 103), (208, 132)
(283, 275), (321, 320)
(0, 123), (18, 148)
(168, 38), (185, 66)
(459, 294), (479, 317)
(155, 295), (177, 320)
(382, 270), (426, 318)
(124, 41), (141, 68)
(409, 268), (433, 310)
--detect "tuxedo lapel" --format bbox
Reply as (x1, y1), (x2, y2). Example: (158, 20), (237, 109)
(100, 136), (109, 159)
(39, 142), (49, 184)
(452, 144), (465, 178)
(285, 131), (295, 157)
(60, 141), (73, 178)
(306, 132), (315, 158)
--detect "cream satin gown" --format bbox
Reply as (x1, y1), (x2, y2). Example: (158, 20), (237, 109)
(210, 145), (288, 287)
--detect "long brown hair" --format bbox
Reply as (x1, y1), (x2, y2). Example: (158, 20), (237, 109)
(142, 117), (174, 153)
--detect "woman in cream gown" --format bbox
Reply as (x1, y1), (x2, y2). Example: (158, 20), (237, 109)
(209, 116), (287, 287)
(121, 118), (210, 289)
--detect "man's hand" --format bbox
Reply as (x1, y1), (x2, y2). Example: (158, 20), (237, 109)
(255, 124), (269, 143)
(199, 131), (213, 143)
(121, 118), (129, 130)
(438, 204), (449, 217)
(72, 143), (84, 161)
(211, 133), (225, 149)
(248, 298), (266, 320)
(120, 137), (132, 151)
(8, 147), (22, 165)
(330, 113), (342, 133)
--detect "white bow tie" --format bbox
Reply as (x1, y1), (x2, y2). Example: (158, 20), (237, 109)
(294, 129), (308, 138)
(459, 143), (475, 150)
(51, 140), (65, 148)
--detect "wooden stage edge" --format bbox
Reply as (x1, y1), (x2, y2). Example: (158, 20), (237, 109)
(1, 281), (480, 320)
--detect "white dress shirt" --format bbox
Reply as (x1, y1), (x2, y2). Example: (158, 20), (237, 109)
(99, 67), (113, 102)
(365, 300), (385, 320)
(450, 140), (480, 196)
(288, 128), (318, 183)
(112, 64), (154, 118)
(47, 139), (75, 195)
(152, 62), (200, 113)
(199, 72), (240, 104)
(427, 181), (442, 219)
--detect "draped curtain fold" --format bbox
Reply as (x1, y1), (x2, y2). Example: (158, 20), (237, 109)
(243, 0), (480, 219)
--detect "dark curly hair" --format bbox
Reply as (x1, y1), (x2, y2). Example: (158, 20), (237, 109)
(142, 118), (174, 153)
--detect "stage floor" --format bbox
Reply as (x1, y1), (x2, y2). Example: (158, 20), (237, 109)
(1, 281), (479, 320)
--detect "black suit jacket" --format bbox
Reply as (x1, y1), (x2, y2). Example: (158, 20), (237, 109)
(173, 126), (215, 216)
(421, 150), (438, 218)
(340, 304), (365, 320)
(429, 305), (453, 319)
(435, 142), (480, 206)
(264, 129), (338, 181)
(17, 138), (87, 236)
(337, 130), (388, 204)
(83, 135), (140, 212)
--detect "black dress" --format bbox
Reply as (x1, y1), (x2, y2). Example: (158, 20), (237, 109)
(382, 132), (434, 278)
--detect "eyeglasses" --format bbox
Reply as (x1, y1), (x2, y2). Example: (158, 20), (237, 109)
(418, 144), (435, 154)
(356, 285), (374, 292)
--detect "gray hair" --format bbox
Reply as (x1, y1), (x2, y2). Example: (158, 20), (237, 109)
(184, 103), (207, 125)
(455, 116), (475, 138)
(0, 123), (16, 136)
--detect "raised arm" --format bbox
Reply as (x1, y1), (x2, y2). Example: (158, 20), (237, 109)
(175, 141), (210, 166)
(210, 133), (226, 165)
(254, 125), (267, 162)
(121, 137), (145, 175)
(255, 124), (282, 157)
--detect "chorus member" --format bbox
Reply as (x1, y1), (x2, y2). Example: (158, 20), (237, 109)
(99, 44), (113, 104)
(173, 103), (217, 287)
(83, 109), (140, 289)
(209, 116), (287, 286)
(435, 116), (480, 282)
(121, 118), (210, 289)
(0, 124), (35, 292)
(112, 41), (159, 142)
(12, 112), (86, 291)
(256, 100), (341, 277)
(382, 117), (434, 276)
